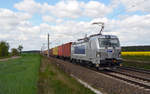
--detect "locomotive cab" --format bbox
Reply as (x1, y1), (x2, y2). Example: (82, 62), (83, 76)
(96, 35), (122, 67)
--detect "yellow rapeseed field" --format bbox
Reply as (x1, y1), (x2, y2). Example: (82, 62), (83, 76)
(121, 51), (150, 56)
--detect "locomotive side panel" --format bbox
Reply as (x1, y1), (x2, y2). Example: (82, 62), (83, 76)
(71, 42), (89, 61)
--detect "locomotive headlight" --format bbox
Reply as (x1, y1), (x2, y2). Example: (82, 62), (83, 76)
(97, 54), (100, 57)
(96, 52), (101, 57)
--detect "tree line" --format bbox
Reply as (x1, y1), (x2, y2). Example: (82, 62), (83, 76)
(0, 41), (23, 58)
(122, 46), (150, 52)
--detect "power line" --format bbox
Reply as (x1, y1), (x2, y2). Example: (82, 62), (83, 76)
(48, 33), (50, 57)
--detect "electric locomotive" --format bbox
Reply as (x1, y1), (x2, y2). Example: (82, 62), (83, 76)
(71, 22), (122, 69)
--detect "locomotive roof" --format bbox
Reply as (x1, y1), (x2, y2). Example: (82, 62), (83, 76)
(72, 34), (118, 45)
(90, 34), (118, 39)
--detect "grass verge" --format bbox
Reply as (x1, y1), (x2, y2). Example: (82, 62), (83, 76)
(122, 55), (150, 61)
(0, 53), (41, 94)
(38, 56), (95, 94)
(122, 55), (150, 69)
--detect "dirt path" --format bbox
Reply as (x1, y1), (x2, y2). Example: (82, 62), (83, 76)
(0, 56), (20, 62)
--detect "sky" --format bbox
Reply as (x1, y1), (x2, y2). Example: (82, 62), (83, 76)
(0, 0), (150, 51)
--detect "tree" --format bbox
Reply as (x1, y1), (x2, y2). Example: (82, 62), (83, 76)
(18, 45), (23, 55)
(0, 41), (9, 57)
(11, 48), (19, 56)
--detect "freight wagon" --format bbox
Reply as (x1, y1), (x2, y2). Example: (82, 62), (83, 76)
(43, 50), (48, 56)
(57, 42), (72, 59)
(58, 45), (63, 57)
(52, 47), (58, 56)
(63, 42), (72, 59)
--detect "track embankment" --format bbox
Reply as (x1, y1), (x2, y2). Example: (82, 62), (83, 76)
(38, 56), (96, 94)
(49, 57), (150, 94)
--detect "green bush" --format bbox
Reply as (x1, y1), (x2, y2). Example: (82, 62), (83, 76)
(11, 48), (19, 56)
(0, 41), (9, 57)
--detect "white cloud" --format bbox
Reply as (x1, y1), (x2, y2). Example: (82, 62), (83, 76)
(42, 15), (63, 23)
(14, 0), (112, 18)
(42, 16), (55, 22)
(0, 8), (43, 50)
(120, 0), (150, 12)
(14, 0), (42, 14)
(0, 34), (10, 39)
(82, 1), (112, 18)
(0, 0), (150, 51)
(41, 15), (150, 47)
(103, 14), (150, 46)
(50, 0), (82, 18)
(0, 8), (31, 31)
(1, 7), (150, 50)
(109, 0), (121, 9)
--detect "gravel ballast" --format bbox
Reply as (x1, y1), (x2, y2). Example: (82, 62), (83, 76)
(49, 57), (150, 94)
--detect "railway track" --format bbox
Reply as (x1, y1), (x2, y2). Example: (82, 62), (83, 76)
(82, 64), (150, 90)
(118, 66), (150, 74)
(102, 66), (150, 90)
(110, 69), (150, 82)
(98, 66), (150, 90)
(99, 70), (150, 90)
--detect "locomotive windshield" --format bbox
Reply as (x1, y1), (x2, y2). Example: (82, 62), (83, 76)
(99, 38), (120, 47)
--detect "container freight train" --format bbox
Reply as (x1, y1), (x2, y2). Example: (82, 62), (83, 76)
(44, 34), (122, 69)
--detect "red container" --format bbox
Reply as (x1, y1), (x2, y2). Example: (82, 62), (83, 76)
(58, 45), (63, 56)
(62, 44), (65, 57)
(62, 42), (72, 58)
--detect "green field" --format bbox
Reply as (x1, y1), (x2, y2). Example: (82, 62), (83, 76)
(122, 55), (150, 61)
(0, 54), (96, 94)
(38, 56), (95, 94)
(122, 55), (150, 69)
(0, 54), (41, 94)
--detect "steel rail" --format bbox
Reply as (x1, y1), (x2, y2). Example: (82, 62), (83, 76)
(118, 66), (150, 74)
(76, 64), (150, 90)
(111, 70), (150, 82)
(99, 71), (150, 89)
(109, 69), (150, 82)
(82, 65), (150, 90)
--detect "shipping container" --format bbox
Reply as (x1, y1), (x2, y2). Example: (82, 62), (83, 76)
(62, 42), (72, 58)
(58, 45), (63, 56)
(51, 48), (54, 56)
(43, 50), (48, 55)
(52, 47), (58, 56)
(62, 44), (65, 57)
